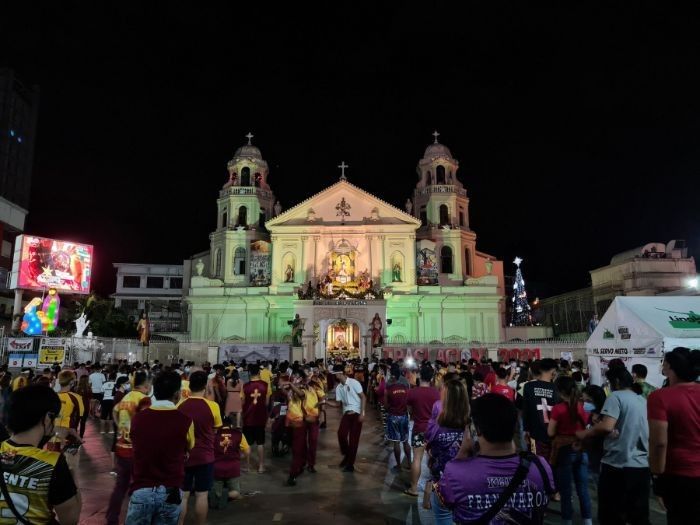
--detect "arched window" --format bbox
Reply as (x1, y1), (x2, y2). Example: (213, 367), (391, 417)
(258, 210), (266, 231)
(426, 171), (431, 185)
(234, 247), (246, 275)
(458, 208), (465, 227)
(419, 206), (427, 226)
(237, 206), (247, 227)
(221, 209), (228, 229)
(441, 246), (453, 274)
(254, 173), (261, 187)
(439, 204), (449, 225)
(464, 247), (471, 276)
(214, 249), (222, 277)
(436, 165), (446, 184)
(241, 167), (251, 186)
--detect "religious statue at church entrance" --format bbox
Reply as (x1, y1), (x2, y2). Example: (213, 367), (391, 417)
(137, 312), (150, 347)
(370, 313), (383, 347)
(392, 262), (402, 282)
(291, 314), (304, 347)
(284, 264), (294, 283)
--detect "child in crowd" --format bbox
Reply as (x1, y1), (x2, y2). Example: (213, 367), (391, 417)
(209, 415), (250, 510)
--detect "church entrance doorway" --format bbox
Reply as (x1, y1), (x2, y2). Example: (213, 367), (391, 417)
(325, 319), (360, 360)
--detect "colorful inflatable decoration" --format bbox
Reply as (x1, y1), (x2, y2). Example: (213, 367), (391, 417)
(21, 288), (61, 335)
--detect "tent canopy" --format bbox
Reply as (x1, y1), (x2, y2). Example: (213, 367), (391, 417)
(587, 296), (700, 387)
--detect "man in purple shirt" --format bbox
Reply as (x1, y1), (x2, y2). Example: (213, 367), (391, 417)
(438, 394), (555, 525)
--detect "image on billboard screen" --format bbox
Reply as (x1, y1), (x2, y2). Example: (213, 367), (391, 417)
(15, 235), (93, 294)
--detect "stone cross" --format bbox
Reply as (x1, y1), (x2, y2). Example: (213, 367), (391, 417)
(432, 130), (440, 144)
(245, 132), (254, 145)
(338, 161), (349, 180)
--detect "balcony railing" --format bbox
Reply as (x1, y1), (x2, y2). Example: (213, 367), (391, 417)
(219, 186), (273, 199)
(415, 185), (467, 197)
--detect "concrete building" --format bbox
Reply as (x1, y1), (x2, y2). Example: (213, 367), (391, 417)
(111, 263), (185, 334)
(591, 240), (696, 315)
(539, 240), (697, 338)
(0, 69), (37, 327)
(0, 68), (39, 210)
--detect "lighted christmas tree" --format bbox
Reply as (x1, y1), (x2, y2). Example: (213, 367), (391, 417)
(510, 256), (533, 326)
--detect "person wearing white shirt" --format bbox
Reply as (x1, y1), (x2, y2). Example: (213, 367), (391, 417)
(89, 367), (107, 417)
(100, 374), (116, 434)
(325, 364), (366, 472)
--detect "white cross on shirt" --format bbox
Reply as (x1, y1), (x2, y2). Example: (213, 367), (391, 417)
(537, 398), (552, 423)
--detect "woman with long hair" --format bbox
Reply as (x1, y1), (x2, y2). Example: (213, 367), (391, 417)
(75, 374), (92, 439)
(224, 369), (242, 428)
(548, 376), (592, 525)
(423, 379), (469, 524)
(648, 347), (700, 524)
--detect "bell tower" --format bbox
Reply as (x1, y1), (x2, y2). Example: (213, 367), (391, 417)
(408, 131), (477, 284)
(209, 132), (278, 286)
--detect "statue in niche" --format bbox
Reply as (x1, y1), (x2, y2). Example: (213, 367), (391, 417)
(291, 314), (304, 347)
(370, 313), (383, 347)
(284, 264), (294, 283)
(392, 262), (402, 282)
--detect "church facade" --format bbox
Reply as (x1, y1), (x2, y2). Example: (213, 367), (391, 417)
(185, 134), (505, 361)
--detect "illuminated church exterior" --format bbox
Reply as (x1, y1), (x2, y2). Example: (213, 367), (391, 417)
(185, 133), (506, 360)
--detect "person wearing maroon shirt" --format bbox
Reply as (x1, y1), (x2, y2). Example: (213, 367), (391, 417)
(384, 365), (412, 475)
(177, 371), (222, 525)
(126, 371), (194, 525)
(241, 364), (269, 473)
(648, 346), (700, 524)
(405, 365), (440, 497)
(492, 367), (516, 401)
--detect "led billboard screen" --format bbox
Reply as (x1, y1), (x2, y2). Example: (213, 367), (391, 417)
(12, 235), (93, 294)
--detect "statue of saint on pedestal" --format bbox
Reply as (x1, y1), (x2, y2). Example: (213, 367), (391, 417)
(137, 312), (151, 347)
(371, 313), (383, 347)
(284, 264), (294, 282)
(392, 262), (402, 282)
(291, 314), (304, 347)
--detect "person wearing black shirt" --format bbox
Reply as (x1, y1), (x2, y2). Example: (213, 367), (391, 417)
(520, 359), (559, 461)
(0, 385), (80, 525)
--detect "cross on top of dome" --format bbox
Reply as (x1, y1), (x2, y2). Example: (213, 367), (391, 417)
(432, 130), (440, 144)
(245, 132), (254, 145)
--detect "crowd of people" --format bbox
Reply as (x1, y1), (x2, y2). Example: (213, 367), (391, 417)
(0, 346), (696, 524)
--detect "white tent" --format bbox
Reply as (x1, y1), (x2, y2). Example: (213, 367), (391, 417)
(587, 296), (700, 388)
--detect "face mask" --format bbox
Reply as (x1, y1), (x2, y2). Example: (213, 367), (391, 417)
(583, 402), (596, 413)
(124, 384), (131, 392)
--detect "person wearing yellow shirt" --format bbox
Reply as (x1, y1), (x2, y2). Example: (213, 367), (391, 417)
(259, 363), (273, 399)
(54, 371), (84, 468)
(11, 369), (31, 391)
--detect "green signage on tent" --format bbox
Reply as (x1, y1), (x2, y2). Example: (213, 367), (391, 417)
(657, 309), (700, 329)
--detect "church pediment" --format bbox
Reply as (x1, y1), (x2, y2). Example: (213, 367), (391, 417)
(266, 180), (421, 230)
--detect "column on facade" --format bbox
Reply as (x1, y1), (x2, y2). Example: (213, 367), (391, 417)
(313, 236), (320, 283)
(379, 235), (387, 285)
(300, 236), (307, 283)
(366, 234), (373, 279)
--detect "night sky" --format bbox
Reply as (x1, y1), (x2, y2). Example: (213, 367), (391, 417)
(3, 5), (699, 297)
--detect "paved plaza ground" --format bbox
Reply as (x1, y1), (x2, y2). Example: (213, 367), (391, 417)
(74, 406), (666, 525)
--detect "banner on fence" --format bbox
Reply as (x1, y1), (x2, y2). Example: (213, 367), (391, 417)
(8, 354), (23, 368)
(38, 338), (67, 367)
(7, 338), (34, 352)
(382, 347), (488, 362)
(218, 343), (290, 364)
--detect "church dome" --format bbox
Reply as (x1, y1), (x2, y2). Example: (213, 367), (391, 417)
(423, 142), (453, 159)
(233, 144), (263, 160)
